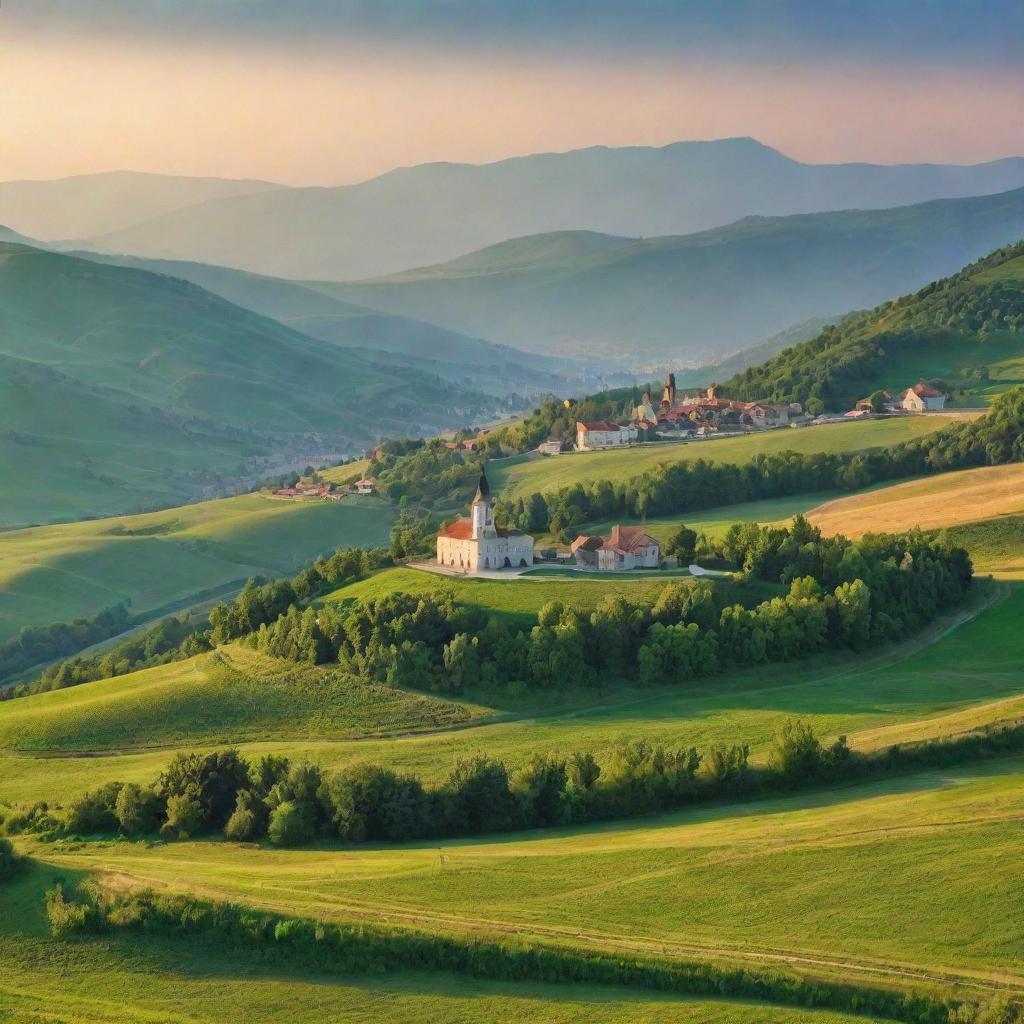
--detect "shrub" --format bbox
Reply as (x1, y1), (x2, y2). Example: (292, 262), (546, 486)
(65, 783), (123, 835)
(161, 794), (203, 840)
(267, 801), (315, 847)
(0, 837), (22, 881)
(45, 883), (99, 939)
(114, 784), (163, 835)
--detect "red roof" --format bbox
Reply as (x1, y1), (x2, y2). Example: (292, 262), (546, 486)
(439, 519), (474, 539)
(911, 383), (944, 398)
(571, 525), (658, 556)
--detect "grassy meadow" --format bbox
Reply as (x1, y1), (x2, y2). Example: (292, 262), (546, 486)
(2, 579), (1021, 806)
(22, 755), (1024, 998)
(490, 415), (966, 502)
(805, 463), (1024, 540)
(0, 493), (392, 644)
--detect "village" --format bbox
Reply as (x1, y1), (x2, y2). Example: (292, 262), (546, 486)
(573, 373), (947, 451)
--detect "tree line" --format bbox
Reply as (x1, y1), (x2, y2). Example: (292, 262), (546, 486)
(13, 709), (1022, 853)
(500, 385), (1024, 539)
(246, 521), (972, 696)
(44, 881), (973, 1024)
(1, 546), (389, 701)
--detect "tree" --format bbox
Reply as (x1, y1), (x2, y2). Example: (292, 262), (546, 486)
(665, 525), (698, 563)
(770, 719), (825, 783)
(161, 793), (203, 839)
(267, 800), (316, 846)
(114, 784), (162, 835)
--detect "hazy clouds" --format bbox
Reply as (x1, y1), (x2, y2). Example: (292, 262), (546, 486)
(2, 1), (1023, 183)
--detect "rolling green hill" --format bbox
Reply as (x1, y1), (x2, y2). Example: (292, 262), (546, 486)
(70, 250), (584, 398)
(723, 241), (1024, 408)
(0, 243), (491, 527)
(489, 415), (960, 503)
(0, 493), (393, 644)
(308, 187), (1024, 361)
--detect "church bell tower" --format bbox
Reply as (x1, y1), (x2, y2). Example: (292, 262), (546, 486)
(471, 468), (494, 539)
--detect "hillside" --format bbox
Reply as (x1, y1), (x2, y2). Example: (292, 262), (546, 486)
(723, 241), (1024, 408)
(69, 250), (588, 398)
(489, 415), (959, 502)
(310, 187), (1024, 361)
(0, 170), (282, 240)
(0, 494), (393, 645)
(80, 138), (1024, 280)
(0, 243), (491, 526)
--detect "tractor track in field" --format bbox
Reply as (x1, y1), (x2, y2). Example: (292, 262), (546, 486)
(81, 862), (1024, 998)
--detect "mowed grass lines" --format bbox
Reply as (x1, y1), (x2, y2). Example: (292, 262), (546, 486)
(490, 416), (966, 502)
(0, 493), (393, 643)
(0, 875), (873, 1024)
(31, 756), (1024, 991)
(0, 646), (484, 753)
(806, 463), (1024, 541)
(4, 581), (1023, 804)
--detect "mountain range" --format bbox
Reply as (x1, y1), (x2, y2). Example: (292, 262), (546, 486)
(15, 138), (1024, 280)
(306, 186), (1024, 362)
(0, 242), (492, 527)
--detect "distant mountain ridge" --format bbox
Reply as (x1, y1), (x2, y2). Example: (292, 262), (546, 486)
(72, 138), (1024, 279)
(307, 187), (1024, 362)
(0, 170), (282, 241)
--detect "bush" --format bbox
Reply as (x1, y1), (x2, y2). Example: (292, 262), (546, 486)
(0, 837), (22, 881)
(45, 883), (99, 939)
(267, 801), (316, 847)
(65, 783), (123, 835)
(161, 794), (203, 840)
(115, 784), (163, 835)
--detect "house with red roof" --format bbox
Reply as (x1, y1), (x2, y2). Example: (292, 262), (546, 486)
(900, 382), (946, 412)
(570, 524), (660, 571)
(575, 420), (639, 451)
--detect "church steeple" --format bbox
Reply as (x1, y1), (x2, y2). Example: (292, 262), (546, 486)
(471, 466), (493, 539)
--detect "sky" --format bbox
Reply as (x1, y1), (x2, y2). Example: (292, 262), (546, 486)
(2, 0), (1024, 185)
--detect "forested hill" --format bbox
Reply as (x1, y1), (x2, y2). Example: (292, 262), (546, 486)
(722, 241), (1024, 410)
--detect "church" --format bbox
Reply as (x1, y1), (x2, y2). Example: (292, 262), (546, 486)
(436, 469), (534, 572)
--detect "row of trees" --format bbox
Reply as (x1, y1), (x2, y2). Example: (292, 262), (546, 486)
(508, 385), (1024, 539)
(3, 546), (389, 701)
(44, 882), (969, 1024)
(0, 602), (133, 683)
(248, 522), (972, 695)
(20, 716), (1024, 855)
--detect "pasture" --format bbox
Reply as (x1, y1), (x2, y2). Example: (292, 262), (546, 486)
(806, 463), (1024, 540)
(25, 754), (1024, 1000)
(0, 871), (874, 1024)
(2, 580), (1021, 805)
(0, 492), (392, 644)
(490, 416), (965, 502)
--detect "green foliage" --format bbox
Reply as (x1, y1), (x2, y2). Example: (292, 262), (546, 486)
(161, 794), (204, 840)
(722, 242), (1024, 408)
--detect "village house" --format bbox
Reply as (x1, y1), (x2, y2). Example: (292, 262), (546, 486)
(436, 469), (534, 572)
(575, 420), (639, 450)
(900, 382), (946, 412)
(353, 479), (375, 495)
(570, 524), (661, 571)
(538, 439), (564, 455)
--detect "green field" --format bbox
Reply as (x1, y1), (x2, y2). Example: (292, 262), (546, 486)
(490, 416), (963, 502)
(0, 868), (873, 1024)
(0, 493), (393, 644)
(2, 579), (1020, 807)
(22, 755), (1024, 999)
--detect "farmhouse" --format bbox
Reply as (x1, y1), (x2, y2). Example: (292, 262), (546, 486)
(436, 469), (534, 572)
(900, 382), (946, 412)
(576, 420), (639, 450)
(353, 479), (375, 495)
(570, 524), (660, 571)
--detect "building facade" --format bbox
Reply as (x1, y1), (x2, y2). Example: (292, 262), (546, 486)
(576, 420), (639, 450)
(571, 524), (660, 571)
(900, 383), (946, 412)
(436, 469), (534, 572)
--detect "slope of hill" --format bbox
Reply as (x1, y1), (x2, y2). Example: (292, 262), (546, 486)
(723, 241), (1024, 408)
(0, 170), (282, 241)
(81, 138), (1024, 280)
(309, 188), (1024, 361)
(69, 251), (588, 398)
(0, 243), (491, 527)
(0, 494), (393, 645)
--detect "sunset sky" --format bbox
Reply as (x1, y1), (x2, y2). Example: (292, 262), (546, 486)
(3, 0), (1023, 185)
